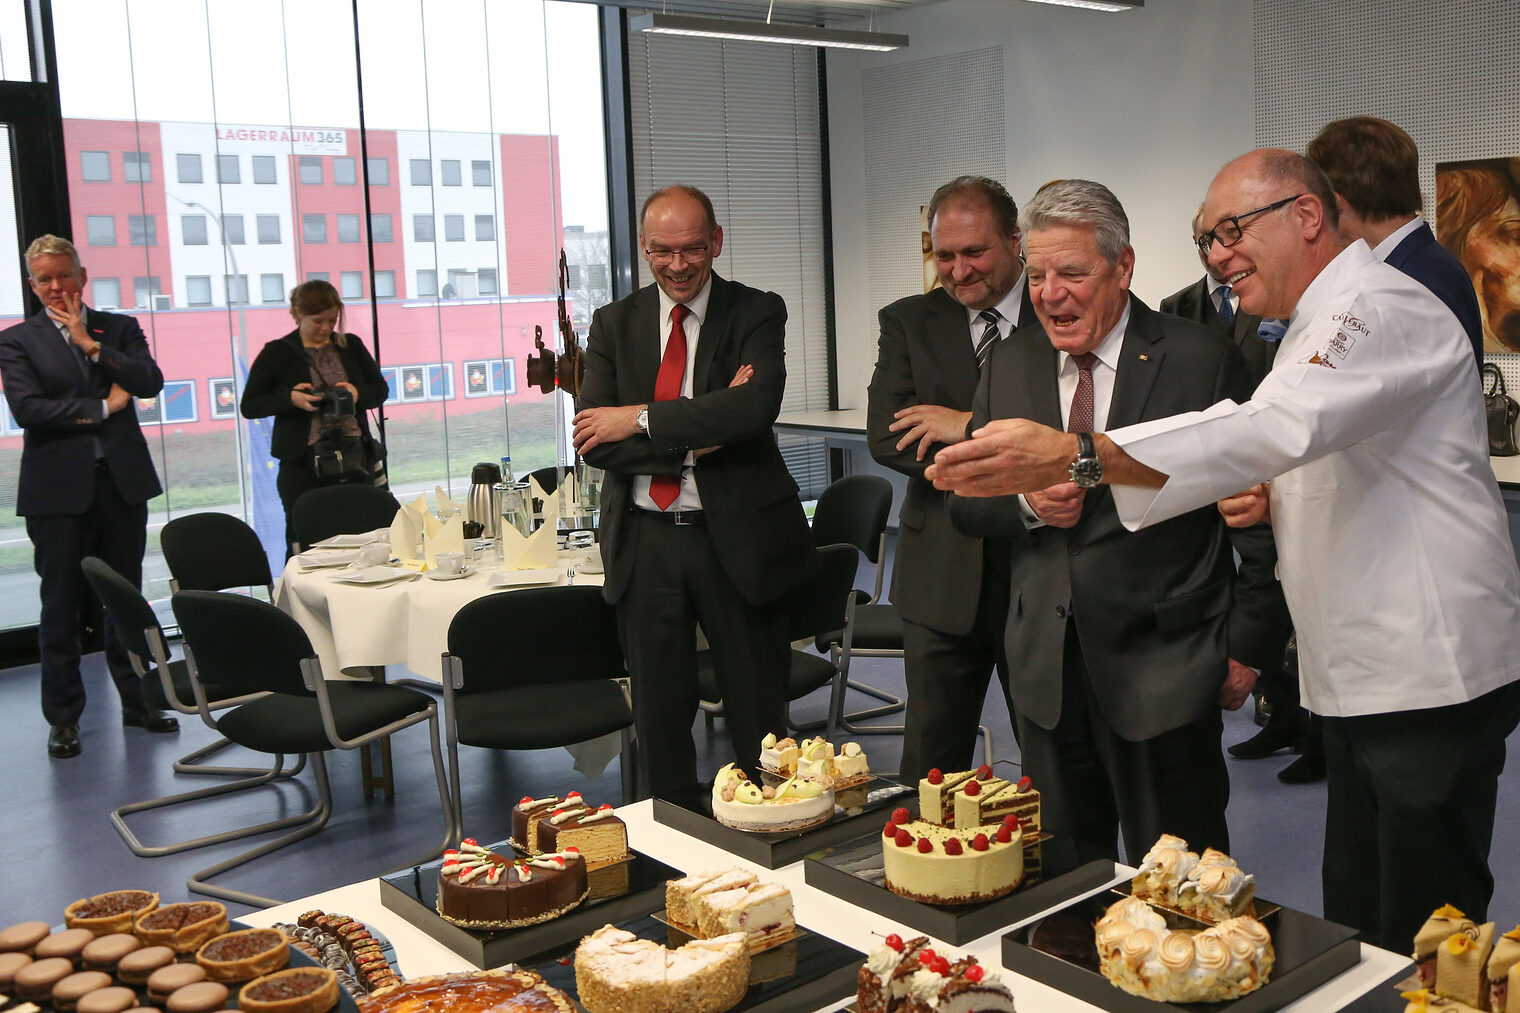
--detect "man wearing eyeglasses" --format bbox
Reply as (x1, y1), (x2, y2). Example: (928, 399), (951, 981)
(927, 149), (1520, 950)
(573, 185), (815, 802)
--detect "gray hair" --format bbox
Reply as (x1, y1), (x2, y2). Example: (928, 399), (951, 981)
(1019, 179), (1131, 263)
(25, 234), (82, 277)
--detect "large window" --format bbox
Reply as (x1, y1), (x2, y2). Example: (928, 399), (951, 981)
(86, 214), (115, 246)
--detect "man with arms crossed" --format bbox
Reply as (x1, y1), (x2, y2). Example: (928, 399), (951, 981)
(927, 150), (1520, 950)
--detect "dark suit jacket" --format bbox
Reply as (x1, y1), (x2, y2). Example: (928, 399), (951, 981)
(1159, 276), (1277, 388)
(867, 284), (1036, 635)
(239, 329), (388, 461)
(1384, 222), (1484, 365)
(949, 297), (1289, 741)
(579, 273), (815, 607)
(0, 307), (163, 516)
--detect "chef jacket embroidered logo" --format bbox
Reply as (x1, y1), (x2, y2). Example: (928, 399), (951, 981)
(1331, 312), (1369, 335)
(1326, 331), (1355, 359)
(1305, 351), (1337, 368)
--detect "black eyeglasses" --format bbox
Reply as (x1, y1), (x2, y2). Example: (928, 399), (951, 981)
(1195, 194), (1303, 255)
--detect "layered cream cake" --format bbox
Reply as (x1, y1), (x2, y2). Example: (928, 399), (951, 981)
(1095, 895), (1275, 1003)
(796, 739), (871, 788)
(1489, 927), (1520, 1012)
(857, 934), (1016, 1013)
(1437, 921), (1496, 1010)
(666, 871), (795, 954)
(666, 870), (757, 928)
(1416, 906), (1478, 988)
(758, 734), (801, 777)
(710, 763), (834, 833)
(880, 807), (1024, 904)
(534, 802), (631, 871)
(920, 766), (1041, 833)
(857, 933), (932, 1013)
(574, 925), (749, 1013)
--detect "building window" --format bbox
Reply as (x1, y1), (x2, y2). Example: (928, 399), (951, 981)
(124, 151), (152, 183)
(298, 156), (323, 185)
(441, 159), (461, 186)
(186, 276), (212, 307)
(588, 264), (608, 287)
(369, 214), (393, 243)
(252, 155), (276, 184)
(81, 151), (110, 182)
(444, 214), (464, 242)
(409, 158), (431, 186)
(416, 269), (437, 297)
(224, 214), (245, 245)
(92, 277), (121, 308)
(413, 214), (435, 243)
(478, 268), (498, 295)
(261, 273), (285, 303)
(474, 215), (494, 242)
(341, 271), (363, 299)
(303, 214), (327, 244)
(177, 153), (203, 183)
(224, 274), (249, 304)
(565, 263), (581, 287)
(337, 214), (361, 243)
(133, 276), (162, 308)
(472, 160), (491, 186)
(374, 270), (396, 298)
(366, 157), (389, 185)
(257, 214), (281, 244)
(333, 157), (356, 185)
(128, 215), (157, 247)
(305, 271), (329, 283)
(218, 153), (240, 184)
(182, 215), (208, 246)
(85, 215), (115, 247)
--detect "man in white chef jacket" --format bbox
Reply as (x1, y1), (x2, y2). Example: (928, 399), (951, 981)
(925, 147), (1520, 951)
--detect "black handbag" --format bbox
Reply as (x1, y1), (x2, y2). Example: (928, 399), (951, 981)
(1482, 363), (1518, 457)
(309, 432), (372, 483)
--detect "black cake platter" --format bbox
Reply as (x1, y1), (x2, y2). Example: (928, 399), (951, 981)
(650, 775), (915, 869)
(378, 843), (682, 968)
(523, 912), (865, 1013)
(1001, 889), (1362, 1013)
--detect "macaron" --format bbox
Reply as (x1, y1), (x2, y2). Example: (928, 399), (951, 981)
(52, 969), (115, 1011)
(14, 955), (76, 999)
(0, 920), (52, 954)
(116, 945), (175, 985)
(36, 927), (96, 964)
(0, 949), (34, 985)
(164, 980), (229, 1013)
(82, 933), (142, 972)
(77, 987), (141, 1013)
(147, 962), (207, 1002)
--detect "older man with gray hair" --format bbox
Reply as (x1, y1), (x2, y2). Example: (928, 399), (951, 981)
(946, 180), (1289, 869)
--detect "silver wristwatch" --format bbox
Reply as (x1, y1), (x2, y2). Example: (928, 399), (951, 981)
(1069, 432), (1103, 489)
(636, 408), (650, 435)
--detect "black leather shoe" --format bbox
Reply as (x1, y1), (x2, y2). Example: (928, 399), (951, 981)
(1277, 752), (1327, 784)
(48, 723), (82, 758)
(1227, 719), (1304, 759)
(123, 707), (179, 733)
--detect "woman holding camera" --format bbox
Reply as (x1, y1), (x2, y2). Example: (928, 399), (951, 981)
(241, 279), (388, 553)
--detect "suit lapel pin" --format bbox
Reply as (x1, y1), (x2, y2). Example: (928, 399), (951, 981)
(1138, 354), (1150, 361)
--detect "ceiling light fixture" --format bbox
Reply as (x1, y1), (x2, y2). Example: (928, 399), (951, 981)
(630, 12), (908, 52)
(1020, 0), (1142, 11)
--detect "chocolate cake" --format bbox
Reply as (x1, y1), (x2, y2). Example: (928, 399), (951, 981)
(535, 803), (631, 871)
(436, 838), (589, 929)
(510, 794), (567, 853)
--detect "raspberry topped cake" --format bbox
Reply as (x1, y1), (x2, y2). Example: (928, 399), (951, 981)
(880, 806), (1024, 904)
(919, 766), (1041, 834)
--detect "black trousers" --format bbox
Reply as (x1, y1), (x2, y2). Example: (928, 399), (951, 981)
(27, 462), (148, 726)
(1321, 680), (1520, 951)
(899, 540), (1014, 782)
(276, 458), (328, 556)
(615, 511), (790, 802)
(1016, 620), (1231, 871)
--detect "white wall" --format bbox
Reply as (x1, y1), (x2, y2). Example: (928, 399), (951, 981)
(826, 0), (1253, 408)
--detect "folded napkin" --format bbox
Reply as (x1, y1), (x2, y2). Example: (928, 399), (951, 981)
(528, 472), (556, 513)
(435, 484), (458, 516)
(499, 510), (558, 570)
(389, 508), (422, 565)
(423, 512), (464, 568)
(407, 493), (429, 518)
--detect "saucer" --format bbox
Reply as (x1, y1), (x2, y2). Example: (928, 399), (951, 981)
(426, 567), (472, 581)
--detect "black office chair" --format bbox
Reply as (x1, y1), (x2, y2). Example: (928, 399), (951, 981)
(160, 512), (274, 595)
(697, 542), (861, 741)
(290, 484), (401, 553)
(81, 557), (303, 856)
(441, 585), (635, 823)
(173, 590), (456, 906)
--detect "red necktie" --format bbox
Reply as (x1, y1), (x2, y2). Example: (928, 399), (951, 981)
(1066, 352), (1098, 433)
(649, 304), (689, 510)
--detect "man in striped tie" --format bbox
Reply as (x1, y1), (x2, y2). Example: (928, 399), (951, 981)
(867, 176), (1038, 782)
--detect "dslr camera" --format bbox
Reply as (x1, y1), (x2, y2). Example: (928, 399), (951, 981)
(315, 385), (356, 438)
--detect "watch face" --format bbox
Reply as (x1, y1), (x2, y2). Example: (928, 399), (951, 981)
(1070, 457), (1103, 489)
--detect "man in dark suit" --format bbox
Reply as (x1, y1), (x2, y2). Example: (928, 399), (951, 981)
(0, 234), (174, 758)
(573, 186), (815, 801)
(1308, 116), (1485, 364)
(867, 175), (1035, 781)
(947, 181), (1289, 866)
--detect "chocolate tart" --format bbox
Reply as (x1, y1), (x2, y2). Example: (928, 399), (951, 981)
(360, 969), (573, 1013)
(238, 966), (340, 1013)
(134, 902), (229, 953)
(196, 927), (290, 983)
(65, 891), (160, 936)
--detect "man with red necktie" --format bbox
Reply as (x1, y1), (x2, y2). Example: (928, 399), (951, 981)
(574, 185), (815, 801)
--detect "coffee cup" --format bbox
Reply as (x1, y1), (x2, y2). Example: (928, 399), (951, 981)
(435, 552), (467, 575)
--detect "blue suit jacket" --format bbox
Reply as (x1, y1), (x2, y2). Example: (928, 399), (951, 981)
(1384, 222), (1484, 365)
(0, 307), (164, 516)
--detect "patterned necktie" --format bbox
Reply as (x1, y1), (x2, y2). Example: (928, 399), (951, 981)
(648, 303), (690, 510)
(1257, 318), (1288, 342)
(973, 309), (1002, 368)
(1215, 284), (1235, 326)
(1066, 352), (1098, 433)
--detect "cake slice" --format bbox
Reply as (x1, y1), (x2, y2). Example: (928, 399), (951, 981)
(665, 869), (757, 930)
(919, 768), (979, 827)
(832, 742), (870, 787)
(536, 803), (630, 870)
(795, 737), (837, 782)
(1130, 834), (1199, 908)
(1436, 923), (1495, 1009)
(857, 934), (929, 1013)
(692, 882), (794, 953)
(1401, 988), (1484, 1012)
(509, 795), (562, 852)
(897, 951), (1016, 1013)
(1489, 927), (1520, 1013)
(1508, 961), (1519, 1013)
(1175, 848), (1256, 923)
(952, 773), (1039, 832)
(574, 925), (748, 1013)
(758, 734), (800, 777)
(1416, 906), (1477, 988)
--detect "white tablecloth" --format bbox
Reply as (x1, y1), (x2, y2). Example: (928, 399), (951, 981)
(274, 547), (604, 682)
(244, 799), (1411, 1012)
